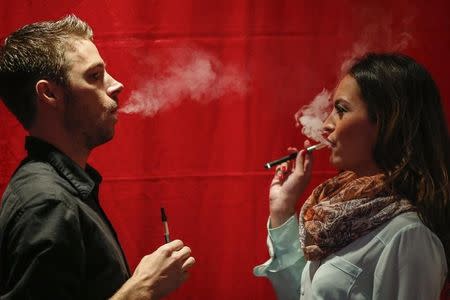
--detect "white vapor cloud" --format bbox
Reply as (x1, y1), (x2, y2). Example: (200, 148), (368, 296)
(295, 89), (331, 144)
(120, 46), (248, 117)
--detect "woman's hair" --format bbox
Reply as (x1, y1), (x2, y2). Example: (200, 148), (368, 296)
(0, 14), (93, 129)
(349, 53), (450, 268)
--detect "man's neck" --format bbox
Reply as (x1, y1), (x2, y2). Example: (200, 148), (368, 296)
(29, 130), (90, 169)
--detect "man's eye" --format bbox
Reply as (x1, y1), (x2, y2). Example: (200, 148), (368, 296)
(89, 70), (105, 81)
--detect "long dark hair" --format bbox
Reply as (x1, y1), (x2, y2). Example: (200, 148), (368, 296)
(349, 53), (450, 269)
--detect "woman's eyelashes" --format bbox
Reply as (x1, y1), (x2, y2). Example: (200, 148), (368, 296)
(334, 101), (348, 117)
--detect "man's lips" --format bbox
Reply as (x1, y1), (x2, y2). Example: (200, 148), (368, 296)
(110, 105), (118, 114)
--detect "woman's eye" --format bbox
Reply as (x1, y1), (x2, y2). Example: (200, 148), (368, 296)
(334, 103), (348, 118)
(334, 104), (347, 116)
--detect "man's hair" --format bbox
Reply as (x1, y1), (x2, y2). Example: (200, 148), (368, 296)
(349, 52), (450, 269)
(0, 14), (93, 129)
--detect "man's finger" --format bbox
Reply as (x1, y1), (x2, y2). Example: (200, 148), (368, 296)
(181, 256), (196, 271)
(173, 246), (192, 261)
(160, 239), (184, 253)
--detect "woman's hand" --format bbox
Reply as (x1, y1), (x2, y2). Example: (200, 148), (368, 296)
(269, 141), (314, 228)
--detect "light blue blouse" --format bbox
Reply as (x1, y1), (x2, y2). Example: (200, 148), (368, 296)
(254, 212), (447, 300)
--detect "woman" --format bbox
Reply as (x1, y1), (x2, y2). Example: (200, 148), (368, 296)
(254, 53), (449, 299)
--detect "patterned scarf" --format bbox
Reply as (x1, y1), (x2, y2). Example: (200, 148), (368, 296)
(299, 171), (415, 261)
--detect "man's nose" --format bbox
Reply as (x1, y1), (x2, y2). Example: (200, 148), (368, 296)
(106, 73), (124, 98)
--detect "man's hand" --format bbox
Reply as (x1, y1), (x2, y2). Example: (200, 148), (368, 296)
(111, 239), (195, 300)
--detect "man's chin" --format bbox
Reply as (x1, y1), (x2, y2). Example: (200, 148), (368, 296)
(102, 133), (114, 144)
(87, 130), (115, 150)
(100, 131), (115, 145)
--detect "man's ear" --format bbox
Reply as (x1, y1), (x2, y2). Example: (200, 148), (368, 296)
(35, 80), (65, 109)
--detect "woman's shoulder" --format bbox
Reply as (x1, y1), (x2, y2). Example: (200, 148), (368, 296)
(376, 211), (442, 249)
(374, 211), (447, 289)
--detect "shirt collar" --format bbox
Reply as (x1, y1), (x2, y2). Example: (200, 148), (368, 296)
(25, 136), (102, 200)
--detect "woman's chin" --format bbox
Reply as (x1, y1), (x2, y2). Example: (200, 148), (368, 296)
(329, 155), (345, 171)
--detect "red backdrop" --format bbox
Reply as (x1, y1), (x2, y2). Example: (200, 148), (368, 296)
(1, 1), (449, 299)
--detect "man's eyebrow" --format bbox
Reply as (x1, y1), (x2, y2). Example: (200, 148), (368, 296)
(85, 62), (106, 72)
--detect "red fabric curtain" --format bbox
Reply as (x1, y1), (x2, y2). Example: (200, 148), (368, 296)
(1, 1), (449, 299)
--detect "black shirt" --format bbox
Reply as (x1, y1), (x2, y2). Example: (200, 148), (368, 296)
(0, 137), (130, 299)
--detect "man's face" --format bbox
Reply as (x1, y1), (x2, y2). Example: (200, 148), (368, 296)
(63, 38), (123, 150)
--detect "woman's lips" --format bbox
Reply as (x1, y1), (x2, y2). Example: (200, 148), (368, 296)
(325, 137), (336, 147)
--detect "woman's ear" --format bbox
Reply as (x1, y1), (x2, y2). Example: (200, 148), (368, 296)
(35, 79), (65, 109)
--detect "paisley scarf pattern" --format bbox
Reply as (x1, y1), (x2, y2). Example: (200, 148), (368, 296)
(299, 171), (415, 261)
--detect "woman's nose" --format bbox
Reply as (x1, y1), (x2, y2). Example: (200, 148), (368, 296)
(322, 113), (335, 134)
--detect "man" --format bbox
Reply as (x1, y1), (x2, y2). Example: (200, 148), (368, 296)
(0, 15), (195, 299)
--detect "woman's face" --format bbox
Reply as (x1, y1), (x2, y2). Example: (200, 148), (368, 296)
(323, 75), (380, 176)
